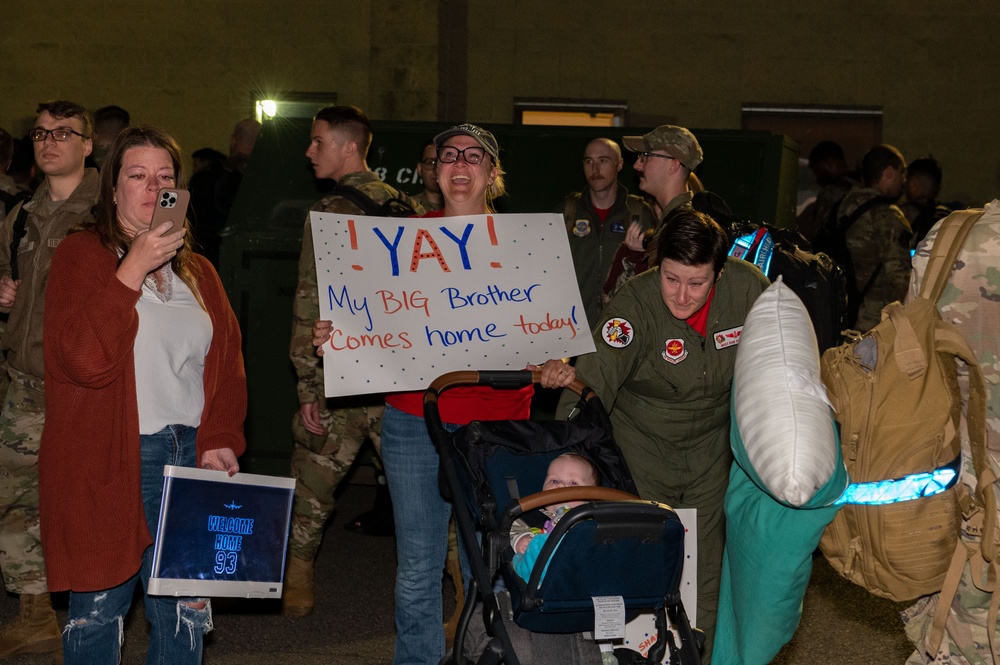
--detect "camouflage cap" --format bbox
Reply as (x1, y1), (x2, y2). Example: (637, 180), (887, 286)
(622, 125), (703, 170)
(433, 123), (499, 162)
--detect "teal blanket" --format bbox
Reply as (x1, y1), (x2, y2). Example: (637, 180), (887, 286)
(713, 409), (847, 665)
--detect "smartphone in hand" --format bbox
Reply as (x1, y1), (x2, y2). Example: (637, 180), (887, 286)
(150, 188), (190, 232)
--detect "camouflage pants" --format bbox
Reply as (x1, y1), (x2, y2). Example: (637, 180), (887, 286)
(288, 400), (383, 560)
(903, 558), (1000, 665)
(0, 367), (47, 595)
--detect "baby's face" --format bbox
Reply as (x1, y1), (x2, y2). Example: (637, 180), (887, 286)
(542, 456), (595, 491)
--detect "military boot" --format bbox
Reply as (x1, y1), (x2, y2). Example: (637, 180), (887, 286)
(281, 555), (315, 617)
(0, 592), (62, 660)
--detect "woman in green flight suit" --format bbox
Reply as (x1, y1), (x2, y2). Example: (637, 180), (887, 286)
(558, 209), (768, 663)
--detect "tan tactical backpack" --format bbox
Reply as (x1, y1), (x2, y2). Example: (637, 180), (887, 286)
(818, 210), (995, 610)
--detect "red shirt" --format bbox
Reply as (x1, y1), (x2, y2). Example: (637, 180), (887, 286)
(385, 210), (533, 423)
(685, 285), (716, 336)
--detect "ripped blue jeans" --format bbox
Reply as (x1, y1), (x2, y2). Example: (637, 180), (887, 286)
(63, 425), (213, 665)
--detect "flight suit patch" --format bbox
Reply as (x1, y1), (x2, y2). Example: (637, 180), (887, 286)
(662, 338), (687, 364)
(573, 219), (591, 237)
(601, 318), (633, 348)
(712, 326), (743, 350)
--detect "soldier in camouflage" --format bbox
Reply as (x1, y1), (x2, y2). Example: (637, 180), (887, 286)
(0, 100), (98, 659)
(624, 125), (703, 225)
(901, 201), (1000, 664)
(800, 140), (859, 243)
(596, 126), (702, 308)
(411, 140), (443, 214)
(285, 105), (423, 618)
(838, 144), (913, 332)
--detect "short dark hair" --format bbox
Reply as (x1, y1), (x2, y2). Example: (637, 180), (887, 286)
(654, 209), (730, 276)
(907, 156), (942, 185)
(313, 105), (372, 158)
(0, 128), (13, 171)
(36, 100), (93, 138)
(861, 144), (905, 187)
(94, 105), (130, 131)
(192, 147), (227, 164)
(8, 138), (33, 179)
(808, 140), (845, 166)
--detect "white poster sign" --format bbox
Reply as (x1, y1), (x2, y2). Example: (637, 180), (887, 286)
(311, 212), (595, 397)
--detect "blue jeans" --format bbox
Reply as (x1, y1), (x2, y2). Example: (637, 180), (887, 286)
(63, 425), (213, 665)
(382, 405), (472, 665)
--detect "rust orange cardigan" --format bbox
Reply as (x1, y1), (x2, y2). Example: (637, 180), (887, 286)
(40, 229), (247, 592)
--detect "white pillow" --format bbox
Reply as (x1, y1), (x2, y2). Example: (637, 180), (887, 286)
(733, 277), (837, 507)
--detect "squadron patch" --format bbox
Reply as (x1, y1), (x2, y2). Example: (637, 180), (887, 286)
(661, 338), (687, 364)
(713, 326), (743, 350)
(610, 222), (625, 234)
(602, 318), (633, 348)
(573, 219), (591, 237)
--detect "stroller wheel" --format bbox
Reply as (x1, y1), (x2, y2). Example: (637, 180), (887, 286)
(613, 647), (658, 664)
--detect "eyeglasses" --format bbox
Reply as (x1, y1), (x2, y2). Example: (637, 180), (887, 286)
(636, 151), (676, 163)
(419, 158), (437, 167)
(437, 146), (487, 165)
(29, 127), (89, 142)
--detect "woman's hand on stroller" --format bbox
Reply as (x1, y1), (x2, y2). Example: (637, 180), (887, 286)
(528, 359), (576, 388)
(312, 319), (333, 356)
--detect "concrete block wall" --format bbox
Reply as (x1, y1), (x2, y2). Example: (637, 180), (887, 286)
(0, 0), (439, 172)
(467, 1), (1000, 205)
(2, 1), (997, 204)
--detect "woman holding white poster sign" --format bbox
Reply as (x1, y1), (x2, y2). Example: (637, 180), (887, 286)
(313, 123), (574, 665)
(39, 127), (246, 664)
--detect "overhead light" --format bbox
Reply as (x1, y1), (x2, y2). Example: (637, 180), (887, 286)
(255, 99), (278, 122)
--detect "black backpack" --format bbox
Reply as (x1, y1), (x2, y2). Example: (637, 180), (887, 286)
(687, 191), (849, 352)
(728, 220), (849, 353)
(812, 195), (894, 330)
(332, 185), (417, 217)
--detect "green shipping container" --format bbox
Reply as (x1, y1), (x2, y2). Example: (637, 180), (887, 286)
(219, 117), (798, 473)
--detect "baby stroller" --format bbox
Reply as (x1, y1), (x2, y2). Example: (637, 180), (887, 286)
(424, 370), (703, 665)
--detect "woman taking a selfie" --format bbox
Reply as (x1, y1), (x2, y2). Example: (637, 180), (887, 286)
(39, 126), (247, 664)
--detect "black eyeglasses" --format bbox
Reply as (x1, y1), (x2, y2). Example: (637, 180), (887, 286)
(636, 151), (676, 163)
(29, 127), (89, 142)
(437, 146), (486, 165)
(419, 158), (437, 167)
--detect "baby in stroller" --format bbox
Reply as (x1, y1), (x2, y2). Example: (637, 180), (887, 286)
(510, 453), (601, 582)
(426, 370), (702, 664)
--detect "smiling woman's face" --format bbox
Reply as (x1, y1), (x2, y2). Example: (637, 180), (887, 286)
(437, 135), (496, 213)
(115, 145), (176, 237)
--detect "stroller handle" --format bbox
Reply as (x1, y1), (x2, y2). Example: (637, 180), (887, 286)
(514, 486), (641, 515)
(424, 369), (591, 406)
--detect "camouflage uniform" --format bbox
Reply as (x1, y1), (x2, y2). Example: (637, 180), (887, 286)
(560, 183), (657, 328)
(801, 174), (858, 242)
(411, 190), (443, 213)
(0, 169), (99, 595)
(900, 197), (953, 248)
(289, 171), (423, 560)
(900, 201), (1000, 664)
(839, 186), (913, 332)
